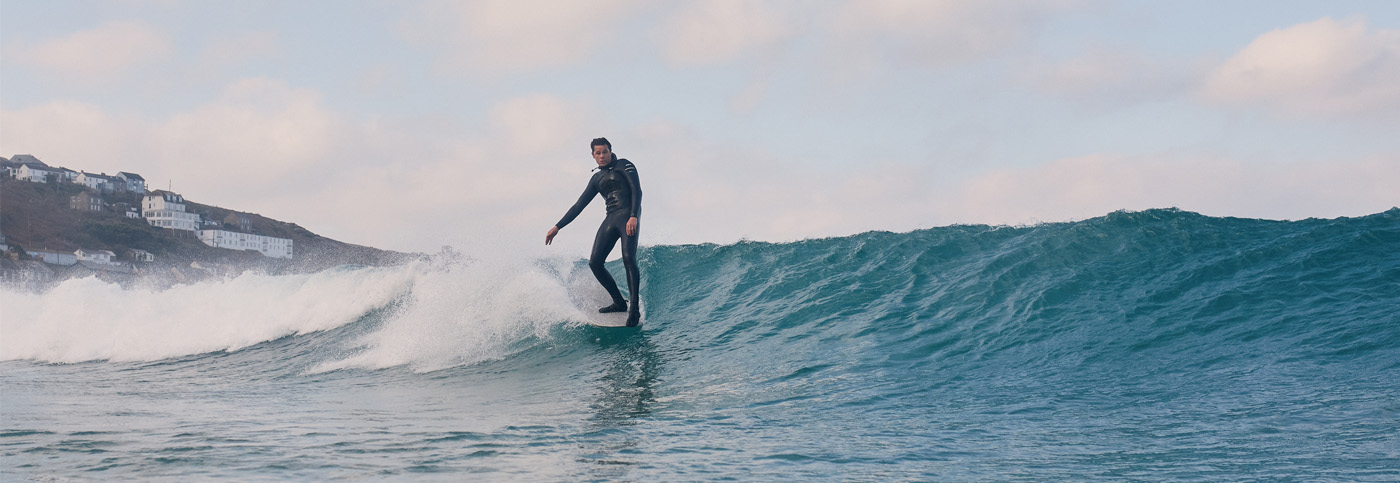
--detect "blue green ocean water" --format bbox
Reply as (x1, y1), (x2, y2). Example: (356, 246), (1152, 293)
(3, 209), (1398, 481)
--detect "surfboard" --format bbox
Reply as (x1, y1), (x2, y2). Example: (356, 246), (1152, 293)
(565, 265), (643, 328)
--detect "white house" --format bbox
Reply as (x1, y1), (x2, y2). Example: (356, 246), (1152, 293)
(17, 164), (56, 183)
(27, 249), (78, 266)
(196, 229), (294, 259)
(117, 172), (147, 193)
(55, 167), (79, 184)
(76, 172), (124, 193)
(75, 248), (116, 264)
(143, 190), (201, 231)
(129, 249), (155, 262)
(76, 172), (106, 190)
(13, 155), (58, 183)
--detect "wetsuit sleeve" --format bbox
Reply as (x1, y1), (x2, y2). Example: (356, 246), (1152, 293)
(623, 160), (642, 218)
(555, 175), (597, 229)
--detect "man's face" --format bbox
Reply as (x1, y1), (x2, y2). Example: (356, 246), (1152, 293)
(592, 145), (612, 167)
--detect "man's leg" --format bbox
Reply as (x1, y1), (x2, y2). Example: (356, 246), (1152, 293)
(590, 220), (626, 312)
(621, 223), (641, 326)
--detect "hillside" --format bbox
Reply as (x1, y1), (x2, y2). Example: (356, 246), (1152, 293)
(1, 177), (414, 273)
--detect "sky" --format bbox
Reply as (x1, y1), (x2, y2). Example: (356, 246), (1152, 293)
(2, 0), (1398, 255)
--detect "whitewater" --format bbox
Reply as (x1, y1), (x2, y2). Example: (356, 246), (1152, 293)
(2, 209), (1398, 481)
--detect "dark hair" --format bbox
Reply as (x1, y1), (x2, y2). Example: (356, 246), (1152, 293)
(590, 137), (611, 151)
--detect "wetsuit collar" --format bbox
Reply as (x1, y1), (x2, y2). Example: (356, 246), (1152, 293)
(594, 154), (619, 172)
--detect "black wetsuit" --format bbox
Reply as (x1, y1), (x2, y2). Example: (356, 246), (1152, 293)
(556, 155), (642, 320)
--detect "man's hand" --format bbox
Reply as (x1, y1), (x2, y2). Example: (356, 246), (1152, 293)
(626, 217), (638, 236)
(545, 226), (559, 245)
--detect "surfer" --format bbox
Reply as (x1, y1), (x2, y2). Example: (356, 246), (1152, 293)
(545, 137), (643, 327)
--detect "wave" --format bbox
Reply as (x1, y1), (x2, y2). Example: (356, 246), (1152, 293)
(0, 264), (418, 363)
(3, 208), (1397, 377)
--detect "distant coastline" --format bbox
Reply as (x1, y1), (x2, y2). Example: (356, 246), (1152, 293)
(1, 156), (415, 291)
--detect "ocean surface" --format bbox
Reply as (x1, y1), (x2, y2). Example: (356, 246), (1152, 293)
(2, 208), (1398, 481)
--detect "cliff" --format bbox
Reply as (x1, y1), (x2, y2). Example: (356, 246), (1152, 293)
(1, 177), (415, 281)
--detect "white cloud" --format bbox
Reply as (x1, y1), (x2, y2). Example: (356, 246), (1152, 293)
(945, 154), (1400, 224)
(488, 94), (601, 157)
(1, 78), (362, 243)
(151, 77), (343, 187)
(0, 84), (620, 253)
(655, 0), (795, 68)
(7, 20), (172, 84)
(6, 86), (1394, 254)
(1201, 16), (1400, 122)
(827, 0), (1075, 72)
(399, 0), (644, 75)
(187, 31), (279, 82)
(354, 62), (408, 95)
(623, 128), (1397, 244)
(619, 121), (947, 244)
(1025, 48), (1199, 106)
(0, 101), (142, 171)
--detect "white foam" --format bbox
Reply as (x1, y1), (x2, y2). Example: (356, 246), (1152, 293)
(1, 249), (599, 370)
(0, 264), (422, 363)
(312, 256), (585, 373)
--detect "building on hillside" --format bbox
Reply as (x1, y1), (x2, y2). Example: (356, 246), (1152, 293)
(113, 202), (140, 219)
(0, 157), (13, 178)
(77, 172), (125, 193)
(0, 259), (55, 286)
(70, 191), (104, 211)
(224, 212), (253, 232)
(27, 249), (78, 266)
(129, 249), (155, 262)
(75, 248), (116, 264)
(76, 172), (105, 190)
(143, 190), (201, 231)
(71, 260), (134, 281)
(196, 229), (294, 259)
(12, 155), (58, 183)
(55, 167), (79, 183)
(116, 172), (147, 193)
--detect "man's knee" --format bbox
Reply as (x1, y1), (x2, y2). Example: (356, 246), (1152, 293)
(589, 256), (607, 271)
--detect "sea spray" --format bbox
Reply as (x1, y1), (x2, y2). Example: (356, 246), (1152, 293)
(312, 255), (585, 373)
(0, 264), (420, 363)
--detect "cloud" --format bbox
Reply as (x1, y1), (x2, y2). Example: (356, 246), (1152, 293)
(655, 0), (795, 68)
(0, 83), (617, 253)
(187, 31), (280, 81)
(151, 77), (343, 187)
(1200, 16), (1400, 122)
(826, 0), (1076, 72)
(1, 78), (357, 239)
(619, 121), (949, 244)
(0, 101), (141, 169)
(399, 0), (644, 76)
(6, 86), (1394, 253)
(625, 133), (1396, 244)
(1024, 48), (1200, 107)
(946, 153), (1400, 224)
(488, 94), (601, 157)
(6, 20), (172, 84)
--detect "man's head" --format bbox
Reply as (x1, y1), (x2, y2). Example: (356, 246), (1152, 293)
(591, 137), (613, 167)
